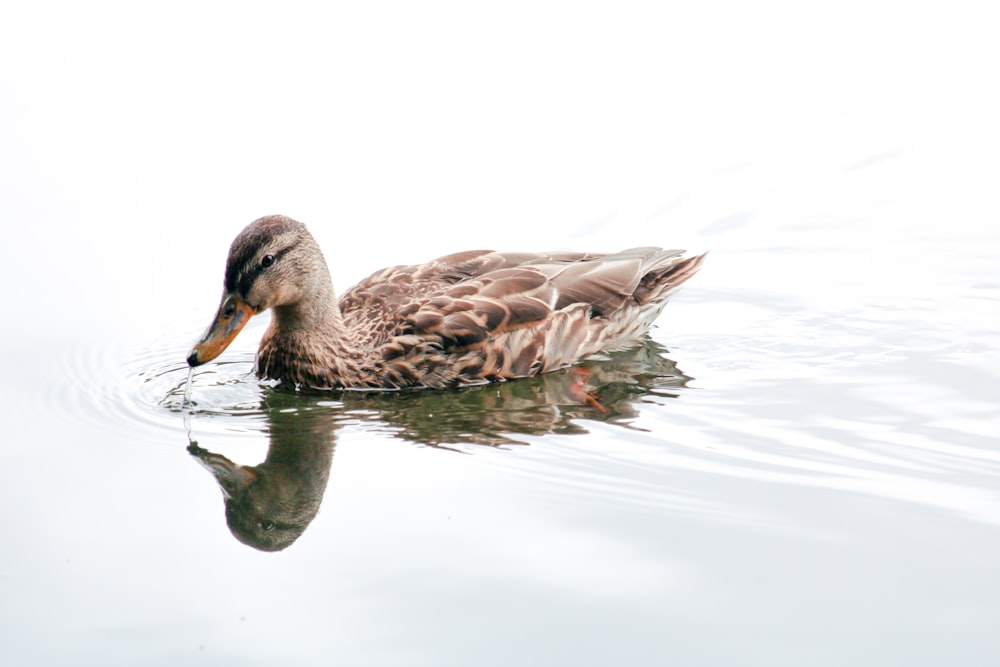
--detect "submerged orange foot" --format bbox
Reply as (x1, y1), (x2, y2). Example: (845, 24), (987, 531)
(570, 367), (608, 413)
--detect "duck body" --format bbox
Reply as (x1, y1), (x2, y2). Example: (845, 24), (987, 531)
(188, 215), (705, 390)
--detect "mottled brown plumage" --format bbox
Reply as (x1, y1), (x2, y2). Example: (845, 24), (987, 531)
(188, 215), (705, 390)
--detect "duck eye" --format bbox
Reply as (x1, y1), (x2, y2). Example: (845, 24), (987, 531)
(261, 254), (275, 268)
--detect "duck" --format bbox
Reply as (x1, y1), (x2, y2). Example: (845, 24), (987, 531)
(187, 215), (706, 390)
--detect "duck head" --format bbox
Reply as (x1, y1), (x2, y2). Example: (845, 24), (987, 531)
(187, 215), (333, 367)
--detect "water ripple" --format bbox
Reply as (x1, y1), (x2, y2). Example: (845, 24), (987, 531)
(47, 285), (1000, 532)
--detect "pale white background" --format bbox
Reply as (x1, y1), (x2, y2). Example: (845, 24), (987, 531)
(3, 0), (996, 327)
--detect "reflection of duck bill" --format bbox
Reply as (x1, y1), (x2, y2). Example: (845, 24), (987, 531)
(187, 293), (256, 367)
(188, 443), (256, 498)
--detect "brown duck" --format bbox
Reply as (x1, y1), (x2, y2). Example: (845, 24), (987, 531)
(187, 215), (705, 390)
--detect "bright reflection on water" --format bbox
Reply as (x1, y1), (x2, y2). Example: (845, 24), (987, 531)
(2, 4), (1000, 666)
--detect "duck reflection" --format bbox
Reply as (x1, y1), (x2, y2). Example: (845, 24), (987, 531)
(188, 403), (335, 552)
(187, 339), (690, 551)
(345, 338), (692, 447)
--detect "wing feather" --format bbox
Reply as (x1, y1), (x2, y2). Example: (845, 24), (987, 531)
(352, 245), (705, 386)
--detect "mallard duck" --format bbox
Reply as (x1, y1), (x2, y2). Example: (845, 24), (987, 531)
(187, 215), (705, 390)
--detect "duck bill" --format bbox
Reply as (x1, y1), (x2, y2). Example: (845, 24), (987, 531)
(187, 293), (256, 366)
(211, 462), (258, 498)
(188, 443), (257, 497)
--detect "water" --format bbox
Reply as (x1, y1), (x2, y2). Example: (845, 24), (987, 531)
(2, 4), (1000, 666)
(182, 367), (195, 410)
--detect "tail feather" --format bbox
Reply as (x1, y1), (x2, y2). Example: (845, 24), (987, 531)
(634, 252), (707, 304)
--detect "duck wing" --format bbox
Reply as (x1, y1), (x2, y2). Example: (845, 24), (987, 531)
(339, 248), (704, 387)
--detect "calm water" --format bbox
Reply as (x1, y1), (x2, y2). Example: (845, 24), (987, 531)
(3, 5), (1000, 666)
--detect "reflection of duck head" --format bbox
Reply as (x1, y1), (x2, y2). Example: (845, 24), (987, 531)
(188, 405), (335, 552)
(185, 338), (691, 549)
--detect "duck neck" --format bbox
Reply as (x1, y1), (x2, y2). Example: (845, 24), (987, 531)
(258, 274), (368, 388)
(270, 278), (343, 335)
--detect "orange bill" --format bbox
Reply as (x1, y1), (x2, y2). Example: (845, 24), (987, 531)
(187, 293), (257, 366)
